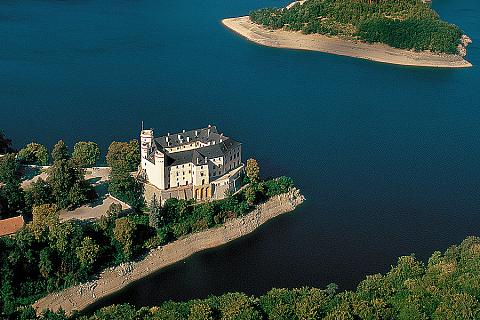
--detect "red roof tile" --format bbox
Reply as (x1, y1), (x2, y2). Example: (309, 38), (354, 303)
(0, 215), (25, 237)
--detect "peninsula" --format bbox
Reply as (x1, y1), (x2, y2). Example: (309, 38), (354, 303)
(33, 189), (304, 315)
(0, 128), (305, 317)
(222, 0), (472, 68)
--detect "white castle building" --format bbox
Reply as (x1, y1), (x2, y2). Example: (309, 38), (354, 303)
(139, 125), (244, 202)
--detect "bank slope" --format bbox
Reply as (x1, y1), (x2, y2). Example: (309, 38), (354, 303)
(33, 189), (305, 315)
(222, 16), (472, 68)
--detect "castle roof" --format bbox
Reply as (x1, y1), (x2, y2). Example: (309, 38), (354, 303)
(148, 126), (241, 167)
(154, 125), (223, 149)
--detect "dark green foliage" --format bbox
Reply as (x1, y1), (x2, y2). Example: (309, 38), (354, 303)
(0, 154), (25, 216)
(17, 142), (49, 166)
(0, 174), (295, 318)
(0, 129), (14, 154)
(358, 18), (461, 53)
(149, 194), (161, 229)
(0, 181), (25, 216)
(47, 159), (93, 210)
(24, 178), (55, 211)
(108, 169), (144, 210)
(250, 0), (462, 54)
(0, 153), (21, 184)
(32, 237), (480, 320)
(71, 142), (100, 168)
(51, 140), (69, 162)
(106, 140), (140, 172)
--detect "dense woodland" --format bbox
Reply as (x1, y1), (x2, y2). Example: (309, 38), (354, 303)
(0, 131), (295, 319)
(15, 236), (480, 320)
(249, 0), (462, 53)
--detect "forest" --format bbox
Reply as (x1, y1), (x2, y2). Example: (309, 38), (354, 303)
(249, 0), (462, 54)
(18, 236), (480, 319)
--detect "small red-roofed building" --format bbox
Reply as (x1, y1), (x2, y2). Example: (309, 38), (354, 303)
(0, 215), (25, 237)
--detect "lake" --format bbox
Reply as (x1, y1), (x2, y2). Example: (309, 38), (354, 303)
(1, 0), (479, 311)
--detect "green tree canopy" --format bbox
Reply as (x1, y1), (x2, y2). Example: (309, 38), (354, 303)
(113, 218), (136, 259)
(72, 141), (100, 168)
(28, 204), (60, 240)
(0, 153), (20, 184)
(17, 142), (49, 166)
(246, 158), (260, 183)
(24, 178), (54, 211)
(106, 140), (140, 172)
(76, 236), (100, 271)
(51, 140), (69, 162)
(47, 159), (92, 209)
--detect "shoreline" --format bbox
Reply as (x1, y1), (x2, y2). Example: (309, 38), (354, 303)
(33, 188), (305, 315)
(222, 16), (473, 68)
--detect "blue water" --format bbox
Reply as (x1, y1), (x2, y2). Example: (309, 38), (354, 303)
(1, 0), (480, 308)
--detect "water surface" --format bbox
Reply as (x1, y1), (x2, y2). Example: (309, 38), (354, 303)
(1, 0), (479, 309)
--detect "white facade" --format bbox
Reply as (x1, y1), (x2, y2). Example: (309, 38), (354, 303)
(139, 126), (243, 201)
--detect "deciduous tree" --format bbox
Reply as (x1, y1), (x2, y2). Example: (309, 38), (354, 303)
(113, 218), (136, 259)
(245, 158), (260, 183)
(17, 142), (49, 166)
(106, 140), (140, 172)
(76, 236), (100, 271)
(72, 141), (100, 168)
(51, 140), (69, 162)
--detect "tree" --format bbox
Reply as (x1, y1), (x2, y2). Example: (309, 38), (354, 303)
(39, 248), (54, 278)
(149, 194), (161, 229)
(106, 140), (140, 172)
(106, 202), (123, 218)
(76, 237), (100, 271)
(28, 204), (59, 240)
(0, 153), (20, 184)
(245, 158), (260, 183)
(0, 129), (13, 154)
(24, 178), (54, 210)
(108, 169), (143, 210)
(71, 141), (100, 168)
(51, 140), (69, 162)
(0, 182), (25, 215)
(113, 218), (136, 259)
(47, 159), (92, 209)
(189, 302), (214, 320)
(17, 142), (49, 166)
(244, 186), (257, 206)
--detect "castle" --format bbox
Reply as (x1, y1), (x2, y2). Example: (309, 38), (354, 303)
(139, 125), (244, 203)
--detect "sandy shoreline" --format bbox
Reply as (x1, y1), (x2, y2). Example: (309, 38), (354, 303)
(222, 16), (472, 68)
(33, 188), (305, 315)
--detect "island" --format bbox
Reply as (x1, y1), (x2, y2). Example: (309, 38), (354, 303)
(222, 0), (473, 68)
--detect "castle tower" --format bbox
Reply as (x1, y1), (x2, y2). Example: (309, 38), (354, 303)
(140, 129), (154, 161)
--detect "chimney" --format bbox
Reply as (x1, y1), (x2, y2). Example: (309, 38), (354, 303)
(182, 129), (186, 133)
(187, 137), (190, 142)
(195, 130), (198, 137)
